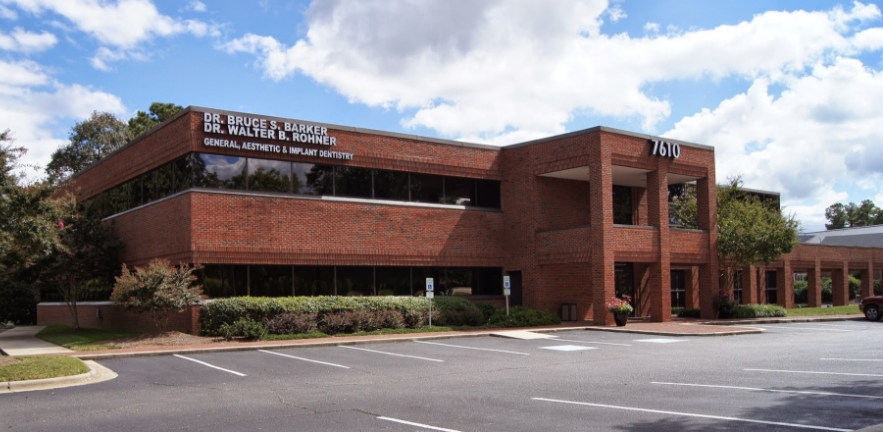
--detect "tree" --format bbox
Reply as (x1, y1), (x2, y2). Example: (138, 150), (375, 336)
(29, 197), (122, 329)
(111, 259), (203, 332)
(128, 102), (183, 138)
(824, 199), (883, 229)
(46, 112), (132, 186)
(670, 177), (800, 302)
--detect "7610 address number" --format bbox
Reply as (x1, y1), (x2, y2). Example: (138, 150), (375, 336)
(650, 140), (681, 159)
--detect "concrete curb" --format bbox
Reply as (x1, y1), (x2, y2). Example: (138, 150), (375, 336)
(854, 424), (883, 432)
(0, 360), (117, 394)
(579, 326), (764, 337)
(706, 315), (866, 326)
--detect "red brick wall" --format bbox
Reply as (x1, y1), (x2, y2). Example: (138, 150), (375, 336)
(37, 302), (200, 335)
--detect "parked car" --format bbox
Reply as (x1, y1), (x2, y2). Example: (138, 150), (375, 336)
(859, 295), (883, 321)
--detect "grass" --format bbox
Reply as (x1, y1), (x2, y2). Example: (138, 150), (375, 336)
(0, 356), (89, 382)
(36, 325), (139, 351)
(786, 305), (862, 316)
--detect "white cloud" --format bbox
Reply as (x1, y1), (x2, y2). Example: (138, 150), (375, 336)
(0, 4), (16, 19)
(0, 27), (56, 52)
(1, 0), (218, 69)
(644, 22), (659, 33)
(187, 1), (206, 13)
(222, 0), (881, 138)
(665, 58), (883, 230)
(0, 58), (125, 181)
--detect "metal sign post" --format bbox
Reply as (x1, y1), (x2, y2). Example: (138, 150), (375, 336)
(503, 275), (511, 316)
(425, 278), (434, 328)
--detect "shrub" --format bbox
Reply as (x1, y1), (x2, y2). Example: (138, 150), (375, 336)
(732, 304), (786, 318)
(375, 309), (405, 329)
(850, 275), (862, 299)
(475, 303), (501, 324)
(432, 297), (485, 327)
(111, 259), (203, 332)
(486, 306), (561, 328)
(793, 280), (808, 304)
(263, 312), (317, 335)
(676, 308), (701, 318)
(348, 309), (379, 332)
(219, 318), (265, 341)
(318, 311), (355, 335)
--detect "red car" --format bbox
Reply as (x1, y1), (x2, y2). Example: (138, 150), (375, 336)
(860, 295), (883, 321)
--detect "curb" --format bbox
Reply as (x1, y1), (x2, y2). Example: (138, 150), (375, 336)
(0, 360), (117, 394)
(855, 424), (883, 432)
(706, 315), (866, 326)
(579, 326), (764, 337)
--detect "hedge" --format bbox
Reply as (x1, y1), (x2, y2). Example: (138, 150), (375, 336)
(732, 304), (786, 318)
(486, 306), (561, 328)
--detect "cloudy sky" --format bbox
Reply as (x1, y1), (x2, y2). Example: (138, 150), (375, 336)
(2, 0), (883, 231)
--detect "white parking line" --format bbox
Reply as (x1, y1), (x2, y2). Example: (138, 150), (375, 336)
(339, 345), (444, 362)
(377, 416), (462, 431)
(744, 368), (883, 377)
(414, 340), (529, 355)
(651, 382), (883, 400)
(553, 338), (631, 347)
(766, 326), (853, 332)
(820, 358), (883, 362)
(806, 323), (864, 329)
(258, 349), (350, 369)
(173, 354), (246, 376)
(531, 397), (850, 431)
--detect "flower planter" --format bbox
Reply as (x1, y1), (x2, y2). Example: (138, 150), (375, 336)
(614, 313), (628, 327)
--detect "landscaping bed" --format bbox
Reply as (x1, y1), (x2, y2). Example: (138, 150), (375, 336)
(0, 356), (88, 382)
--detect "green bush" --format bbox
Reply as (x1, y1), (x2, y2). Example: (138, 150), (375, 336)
(219, 318), (266, 341)
(676, 308), (701, 318)
(475, 303), (501, 323)
(486, 306), (561, 328)
(263, 312), (317, 335)
(375, 309), (405, 329)
(432, 297), (484, 327)
(731, 304), (786, 318)
(793, 280), (808, 304)
(199, 296), (430, 336)
(850, 275), (862, 299)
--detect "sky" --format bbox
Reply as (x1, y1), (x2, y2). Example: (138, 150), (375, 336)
(2, 0), (883, 231)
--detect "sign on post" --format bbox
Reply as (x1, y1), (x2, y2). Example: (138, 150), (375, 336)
(425, 278), (434, 328)
(503, 275), (511, 316)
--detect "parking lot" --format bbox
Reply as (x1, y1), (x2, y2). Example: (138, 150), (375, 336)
(1, 320), (881, 431)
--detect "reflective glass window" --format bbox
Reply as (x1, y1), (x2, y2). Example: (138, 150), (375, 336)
(475, 268), (503, 295)
(445, 268), (474, 296)
(153, 163), (175, 200)
(476, 180), (501, 208)
(612, 185), (633, 225)
(376, 267), (411, 296)
(248, 158), (291, 193)
(249, 265), (293, 297)
(336, 266), (374, 296)
(374, 170), (409, 201)
(294, 266), (334, 296)
(172, 155), (193, 192)
(193, 153), (247, 190)
(199, 265), (248, 298)
(444, 177), (475, 206)
(304, 164), (336, 195)
(292, 162), (318, 195)
(411, 174), (444, 204)
(335, 166), (373, 199)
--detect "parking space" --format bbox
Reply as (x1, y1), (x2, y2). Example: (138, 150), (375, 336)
(2, 323), (881, 431)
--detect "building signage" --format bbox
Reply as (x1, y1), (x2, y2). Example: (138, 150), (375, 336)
(201, 112), (354, 161)
(650, 139), (681, 159)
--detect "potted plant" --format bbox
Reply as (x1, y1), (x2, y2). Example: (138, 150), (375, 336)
(713, 289), (737, 319)
(607, 295), (633, 326)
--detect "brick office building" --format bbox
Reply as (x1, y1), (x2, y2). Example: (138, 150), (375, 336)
(37, 106), (883, 331)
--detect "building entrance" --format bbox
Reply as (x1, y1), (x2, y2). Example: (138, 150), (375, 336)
(615, 263), (636, 316)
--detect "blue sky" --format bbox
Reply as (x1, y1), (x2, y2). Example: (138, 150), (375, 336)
(2, 0), (883, 231)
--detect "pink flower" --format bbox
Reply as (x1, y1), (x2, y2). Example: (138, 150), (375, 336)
(58, 221), (64, 229)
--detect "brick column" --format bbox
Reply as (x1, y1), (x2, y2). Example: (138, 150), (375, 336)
(696, 177), (718, 319)
(647, 167), (671, 322)
(861, 262), (875, 299)
(590, 144), (615, 325)
(831, 262), (849, 306)
(807, 259), (822, 307)
(686, 266), (700, 309)
(776, 261), (794, 309)
(757, 266), (767, 304)
(742, 266), (758, 304)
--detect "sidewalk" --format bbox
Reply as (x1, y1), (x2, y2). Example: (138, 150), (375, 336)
(0, 326), (72, 356)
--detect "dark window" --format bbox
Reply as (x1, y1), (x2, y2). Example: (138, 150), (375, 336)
(445, 268), (475, 296)
(374, 170), (410, 201)
(249, 265), (293, 297)
(294, 266), (334, 296)
(334, 166), (373, 199)
(612, 185), (633, 225)
(671, 270), (686, 308)
(411, 267), (445, 296)
(248, 158), (291, 193)
(376, 267), (411, 296)
(172, 155), (193, 193)
(765, 270), (778, 304)
(292, 162), (318, 195)
(411, 173), (444, 204)
(476, 180), (501, 208)
(475, 268), (503, 295)
(193, 154), (247, 190)
(444, 177), (475, 206)
(733, 270), (743, 304)
(336, 266), (374, 296)
(304, 164), (336, 195)
(199, 265), (248, 298)
(153, 163), (175, 200)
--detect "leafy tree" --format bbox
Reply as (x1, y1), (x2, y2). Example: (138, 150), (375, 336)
(824, 199), (883, 229)
(111, 259), (203, 332)
(670, 177), (800, 302)
(46, 112), (133, 186)
(128, 102), (183, 138)
(29, 197), (122, 329)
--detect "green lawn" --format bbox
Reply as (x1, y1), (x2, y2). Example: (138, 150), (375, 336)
(0, 356), (89, 382)
(36, 325), (139, 351)
(786, 305), (862, 316)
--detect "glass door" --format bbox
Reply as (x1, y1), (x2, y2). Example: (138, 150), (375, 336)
(614, 263), (636, 316)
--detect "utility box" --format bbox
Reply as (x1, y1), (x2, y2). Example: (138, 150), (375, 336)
(561, 303), (577, 321)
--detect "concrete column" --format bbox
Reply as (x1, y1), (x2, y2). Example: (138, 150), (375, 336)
(742, 266), (758, 304)
(647, 167), (671, 322)
(831, 263), (849, 306)
(590, 144), (615, 325)
(861, 262), (875, 299)
(696, 177), (719, 320)
(686, 266), (700, 309)
(776, 261), (794, 309)
(807, 259), (822, 307)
